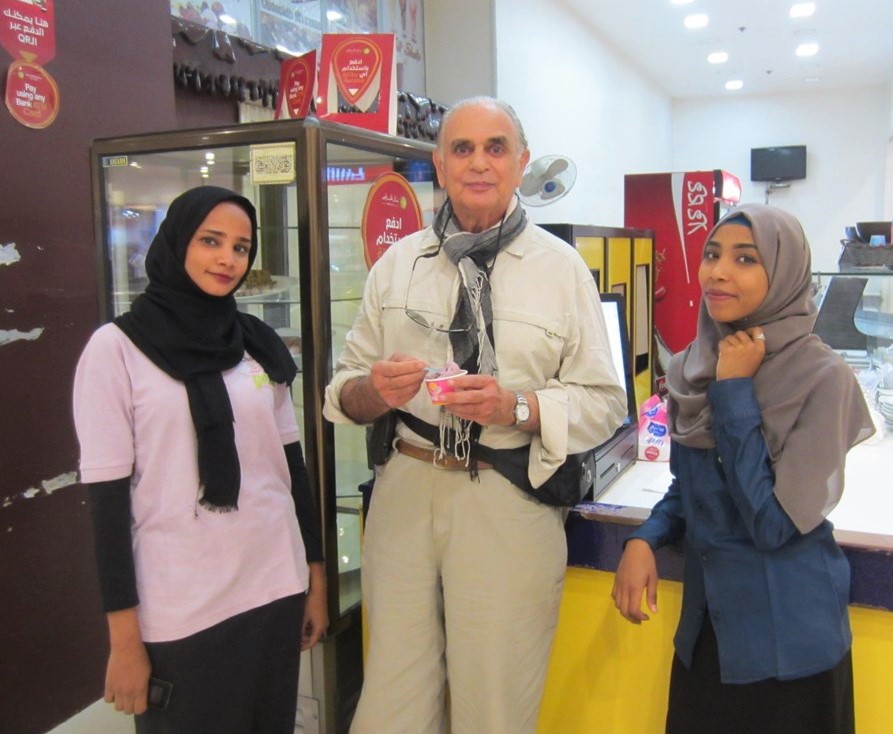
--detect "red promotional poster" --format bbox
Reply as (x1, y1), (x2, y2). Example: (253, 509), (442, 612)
(5, 58), (57, 128)
(624, 170), (741, 386)
(0, 0), (55, 64)
(275, 49), (316, 120)
(361, 172), (423, 268)
(317, 33), (396, 135)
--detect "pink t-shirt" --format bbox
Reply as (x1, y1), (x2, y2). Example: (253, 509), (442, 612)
(73, 324), (308, 642)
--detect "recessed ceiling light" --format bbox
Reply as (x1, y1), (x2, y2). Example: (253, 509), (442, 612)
(327, 9), (343, 21)
(684, 13), (709, 29)
(670, 0), (695, 4)
(796, 42), (819, 57)
(789, 3), (816, 18)
(707, 51), (729, 64)
(725, 80), (744, 91)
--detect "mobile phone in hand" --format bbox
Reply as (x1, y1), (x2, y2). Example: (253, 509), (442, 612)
(147, 677), (173, 710)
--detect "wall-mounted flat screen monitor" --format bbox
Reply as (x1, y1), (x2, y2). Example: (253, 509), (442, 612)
(750, 145), (807, 182)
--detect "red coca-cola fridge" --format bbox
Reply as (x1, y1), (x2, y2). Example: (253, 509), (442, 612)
(624, 170), (741, 392)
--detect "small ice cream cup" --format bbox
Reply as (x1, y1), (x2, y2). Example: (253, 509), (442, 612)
(424, 370), (468, 405)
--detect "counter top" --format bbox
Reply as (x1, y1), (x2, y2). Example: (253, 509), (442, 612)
(567, 435), (893, 610)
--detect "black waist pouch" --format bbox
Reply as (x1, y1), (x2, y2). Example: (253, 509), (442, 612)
(475, 443), (595, 507)
(366, 411), (398, 468)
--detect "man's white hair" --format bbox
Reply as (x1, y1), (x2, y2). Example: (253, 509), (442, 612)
(437, 96), (529, 154)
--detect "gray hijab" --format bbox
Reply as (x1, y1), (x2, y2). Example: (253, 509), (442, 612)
(667, 203), (874, 532)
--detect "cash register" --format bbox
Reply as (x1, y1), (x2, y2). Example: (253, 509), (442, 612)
(589, 292), (639, 500)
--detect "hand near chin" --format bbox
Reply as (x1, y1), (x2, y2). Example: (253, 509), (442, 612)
(716, 328), (766, 380)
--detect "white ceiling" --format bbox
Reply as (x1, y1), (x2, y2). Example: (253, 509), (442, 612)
(561, 0), (893, 99)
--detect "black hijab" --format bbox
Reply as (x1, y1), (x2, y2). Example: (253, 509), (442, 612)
(115, 186), (297, 512)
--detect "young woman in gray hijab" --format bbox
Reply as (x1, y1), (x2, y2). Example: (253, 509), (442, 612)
(612, 204), (874, 734)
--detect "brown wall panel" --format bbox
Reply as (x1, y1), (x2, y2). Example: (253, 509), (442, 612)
(0, 2), (176, 731)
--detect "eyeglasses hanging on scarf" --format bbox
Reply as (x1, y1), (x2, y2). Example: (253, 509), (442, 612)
(403, 252), (473, 334)
(404, 200), (473, 334)
(402, 196), (528, 470)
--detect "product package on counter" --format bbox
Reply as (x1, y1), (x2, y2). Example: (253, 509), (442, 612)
(637, 394), (670, 462)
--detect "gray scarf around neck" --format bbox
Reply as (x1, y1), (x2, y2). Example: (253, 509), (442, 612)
(434, 197), (528, 375)
(431, 197), (528, 465)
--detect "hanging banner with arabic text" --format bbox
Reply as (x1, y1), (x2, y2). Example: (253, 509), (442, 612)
(2, 0), (57, 129)
(0, 0), (54, 64)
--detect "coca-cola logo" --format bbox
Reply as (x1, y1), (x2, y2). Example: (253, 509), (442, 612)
(685, 180), (710, 237)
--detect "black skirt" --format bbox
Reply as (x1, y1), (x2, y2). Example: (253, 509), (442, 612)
(666, 616), (854, 734)
(135, 593), (305, 734)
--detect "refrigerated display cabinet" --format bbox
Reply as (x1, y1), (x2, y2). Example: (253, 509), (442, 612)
(90, 118), (441, 733)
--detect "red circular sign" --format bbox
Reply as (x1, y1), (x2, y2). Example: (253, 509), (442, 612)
(644, 445), (660, 461)
(361, 172), (424, 269)
(5, 60), (58, 128)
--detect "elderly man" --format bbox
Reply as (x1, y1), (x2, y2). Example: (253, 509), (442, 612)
(324, 96), (627, 734)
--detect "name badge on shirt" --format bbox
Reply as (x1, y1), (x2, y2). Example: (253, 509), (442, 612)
(241, 356), (271, 389)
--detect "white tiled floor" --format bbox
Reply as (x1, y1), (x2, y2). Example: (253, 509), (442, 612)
(48, 699), (133, 734)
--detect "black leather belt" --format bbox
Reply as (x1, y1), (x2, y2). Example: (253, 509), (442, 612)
(395, 439), (493, 471)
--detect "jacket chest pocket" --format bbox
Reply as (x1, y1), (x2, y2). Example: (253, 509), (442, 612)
(492, 307), (567, 381)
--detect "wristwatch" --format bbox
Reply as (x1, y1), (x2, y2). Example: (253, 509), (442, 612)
(513, 391), (531, 426)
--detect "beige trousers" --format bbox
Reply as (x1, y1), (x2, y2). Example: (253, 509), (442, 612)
(350, 452), (567, 734)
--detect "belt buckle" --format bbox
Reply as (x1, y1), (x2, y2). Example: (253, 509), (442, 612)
(432, 448), (459, 471)
(432, 449), (451, 470)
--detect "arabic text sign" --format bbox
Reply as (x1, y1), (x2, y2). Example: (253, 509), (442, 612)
(361, 172), (424, 269)
(0, 0), (55, 64)
(5, 59), (59, 128)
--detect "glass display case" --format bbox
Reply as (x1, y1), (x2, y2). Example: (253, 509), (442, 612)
(811, 270), (893, 461)
(91, 118), (441, 732)
(812, 271), (893, 384)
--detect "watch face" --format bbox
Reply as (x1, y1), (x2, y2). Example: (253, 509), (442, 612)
(514, 395), (530, 423)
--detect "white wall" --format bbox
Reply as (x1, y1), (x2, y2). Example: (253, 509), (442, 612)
(493, 0), (672, 227)
(424, 0), (495, 104)
(886, 85), (893, 218)
(672, 85), (892, 271)
(422, 1), (891, 270)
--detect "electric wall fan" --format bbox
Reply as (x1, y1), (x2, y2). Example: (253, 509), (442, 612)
(518, 154), (577, 206)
